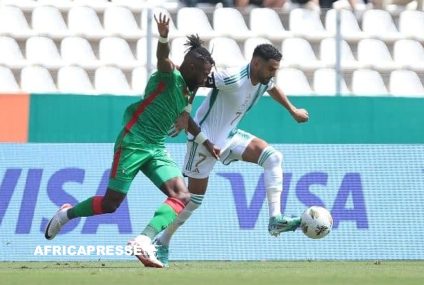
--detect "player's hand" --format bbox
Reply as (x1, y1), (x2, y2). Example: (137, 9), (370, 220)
(203, 140), (220, 160)
(154, 13), (170, 38)
(291, 108), (309, 123)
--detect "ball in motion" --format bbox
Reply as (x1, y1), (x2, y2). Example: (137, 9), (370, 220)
(301, 206), (333, 239)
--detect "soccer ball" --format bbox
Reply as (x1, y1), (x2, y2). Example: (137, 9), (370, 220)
(301, 206), (333, 239)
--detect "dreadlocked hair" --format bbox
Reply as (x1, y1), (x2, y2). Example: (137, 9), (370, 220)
(184, 34), (215, 66)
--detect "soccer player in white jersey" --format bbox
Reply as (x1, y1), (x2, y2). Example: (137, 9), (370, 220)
(153, 44), (309, 267)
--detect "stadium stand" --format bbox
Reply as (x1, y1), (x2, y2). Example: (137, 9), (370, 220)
(249, 7), (293, 41)
(393, 39), (424, 71)
(209, 37), (247, 67)
(313, 68), (350, 95)
(177, 7), (218, 40)
(60, 36), (101, 69)
(94, 65), (133, 94)
(351, 69), (389, 95)
(99, 36), (138, 69)
(31, 5), (69, 39)
(0, 1), (423, 96)
(0, 36), (27, 69)
(357, 38), (400, 71)
(398, 10), (424, 41)
(289, 8), (331, 41)
(361, 9), (403, 42)
(281, 37), (325, 70)
(170, 36), (189, 65)
(26, 36), (64, 69)
(213, 7), (257, 40)
(276, 68), (313, 95)
(324, 8), (365, 42)
(319, 38), (359, 70)
(21, 65), (58, 92)
(389, 69), (424, 95)
(0, 65), (20, 92)
(103, 6), (145, 39)
(57, 65), (95, 93)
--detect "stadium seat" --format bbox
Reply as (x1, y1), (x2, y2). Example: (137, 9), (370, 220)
(357, 39), (400, 71)
(276, 68), (313, 95)
(73, 0), (111, 11)
(289, 8), (330, 41)
(362, 9), (403, 42)
(0, 66), (20, 92)
(31, 5), (69, 39)
(20, 65), (57, 92)
(26, 36), (64, 69)
(244, 37), (272, 60)
(1, 0), (37, 12)
(57, 65), (95, 93)
(320, 38), (359, 70)
(389, 69), (424, 96)
(325, 9), (365, 42)
(110, 0), (149, 12)
(213, 8), (257, 41)
(281, 38), (324, 70)
(68, 6), (106, 39)
(36, 0), (73, 11)
(132, 66), (148, 93)
(351, 69), (389, 96)
(313, 68), (350, 95)
(0, 36), (26, 69)
(99, 37), (137, 69)
(61, 36), (100, 69)
(209, 37), (247, 68)
(0, 5), (34, 39)
(94, 66), (132, 94)
(249, 8), (292, 41)
(393, 39), (424, 71)
(103, 6), (144, 39)
(136, 37), (158, 67)
(177, 8), (218, 40)
(170, 37), (189, 66)
(398, 10), (424, 42)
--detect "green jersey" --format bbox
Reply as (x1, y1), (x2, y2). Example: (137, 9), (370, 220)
(123, 69), (190, 145)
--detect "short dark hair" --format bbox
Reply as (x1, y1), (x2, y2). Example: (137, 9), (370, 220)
(184, 34), (215, 65)
(253, 44), (282, 62)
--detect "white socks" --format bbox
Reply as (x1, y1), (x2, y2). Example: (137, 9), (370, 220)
(258, 146), (283, 218)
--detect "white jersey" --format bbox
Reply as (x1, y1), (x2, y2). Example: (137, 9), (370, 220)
(192, 64), (274, 148)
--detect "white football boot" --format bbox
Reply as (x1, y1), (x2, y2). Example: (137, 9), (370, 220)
(127, 235), (164, 268)
(44, 204), (72, 240)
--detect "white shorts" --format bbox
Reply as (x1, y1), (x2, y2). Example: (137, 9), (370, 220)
(183, 129), (255, 179)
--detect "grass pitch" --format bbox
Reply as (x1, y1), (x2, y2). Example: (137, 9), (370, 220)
(0, 261), (423, 285)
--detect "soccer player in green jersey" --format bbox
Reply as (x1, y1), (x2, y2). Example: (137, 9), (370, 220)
(44, 13), (218, 268)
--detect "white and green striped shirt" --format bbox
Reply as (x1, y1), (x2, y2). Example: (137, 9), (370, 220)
(193, 64), (274, 148)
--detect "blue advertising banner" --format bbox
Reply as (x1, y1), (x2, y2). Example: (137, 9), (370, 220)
(0, 144), (423, 261)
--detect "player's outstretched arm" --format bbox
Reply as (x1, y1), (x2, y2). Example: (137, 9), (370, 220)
(268, 86), (309, 123)
(154, 13), (174, 72)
